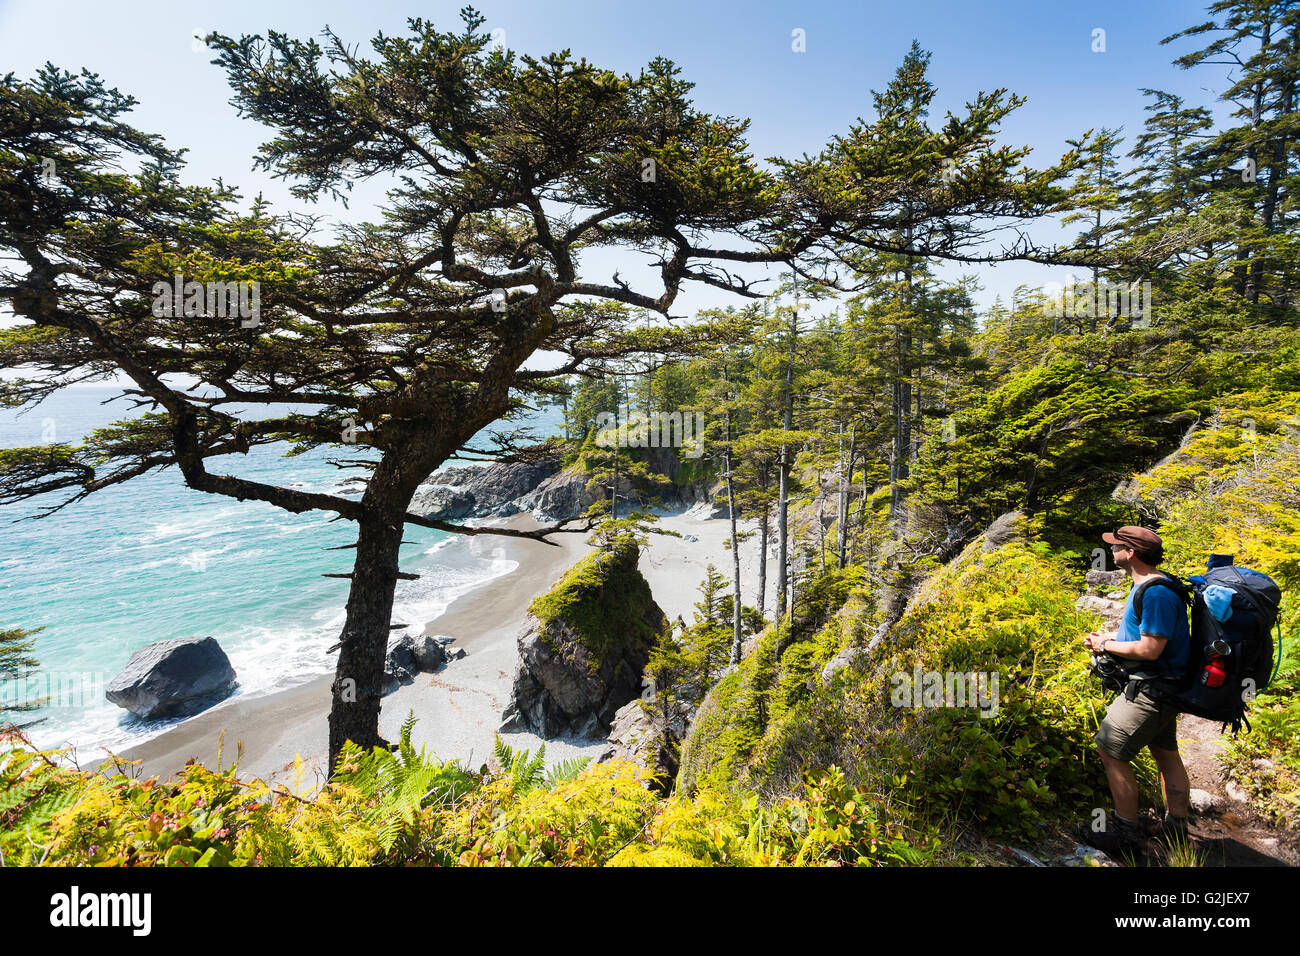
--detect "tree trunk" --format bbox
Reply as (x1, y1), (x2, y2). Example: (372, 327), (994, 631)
(774, 304), (797, 620)
(837, 424), (856, 569)
(1249, 23), (1292, 304)
(327, 483), (408, 771)
(1243, 24), (1269, 303)
(612, 446), (619, 520)
(757, 467), (769, 617)
(818, 484), (828, 571)
(849, 466), (867, 565)
(724, 397), (743, 664)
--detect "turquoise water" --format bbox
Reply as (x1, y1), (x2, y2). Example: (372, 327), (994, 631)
(0, 387), (558, 754)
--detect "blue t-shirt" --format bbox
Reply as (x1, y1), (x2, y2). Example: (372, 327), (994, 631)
(1116, 577), (1191, 675)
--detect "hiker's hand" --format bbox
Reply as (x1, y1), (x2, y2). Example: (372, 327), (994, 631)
(1084, 632), (1105, 652)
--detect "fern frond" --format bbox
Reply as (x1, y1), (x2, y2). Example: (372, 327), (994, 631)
(545, 757), (593, 788)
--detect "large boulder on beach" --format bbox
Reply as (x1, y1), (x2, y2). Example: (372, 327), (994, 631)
(382, 633), (451, 695)
(409, 486), (478, 521)
(500, 535), (667, 738)
(105, 636), (237, 720)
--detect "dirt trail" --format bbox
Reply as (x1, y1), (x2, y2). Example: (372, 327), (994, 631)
(1172, 713), (1299, 866)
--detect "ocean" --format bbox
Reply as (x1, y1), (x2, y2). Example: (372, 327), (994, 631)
(0, 386), (560, 756)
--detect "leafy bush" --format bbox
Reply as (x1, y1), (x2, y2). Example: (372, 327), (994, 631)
(679, 538), (1150, 839)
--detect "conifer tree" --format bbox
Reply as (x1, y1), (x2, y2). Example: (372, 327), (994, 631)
(0, 14), (790, 770)
(1164, 0), (1300, 304)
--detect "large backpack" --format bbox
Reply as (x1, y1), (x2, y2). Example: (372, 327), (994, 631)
(1135, 558), (1283, 733)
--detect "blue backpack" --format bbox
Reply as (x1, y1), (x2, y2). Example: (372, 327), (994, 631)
(1136, 555), (1283, 734)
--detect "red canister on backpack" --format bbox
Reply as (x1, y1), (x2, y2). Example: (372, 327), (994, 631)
(1201, 655), (1227, 688)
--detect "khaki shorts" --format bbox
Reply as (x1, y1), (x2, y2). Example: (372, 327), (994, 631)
(1095, 685), (1180, 761)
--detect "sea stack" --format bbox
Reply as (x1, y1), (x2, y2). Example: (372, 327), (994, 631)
(500, 535), (666, 739)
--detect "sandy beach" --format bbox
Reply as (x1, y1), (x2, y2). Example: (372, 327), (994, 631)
(114, 506), (774, 790)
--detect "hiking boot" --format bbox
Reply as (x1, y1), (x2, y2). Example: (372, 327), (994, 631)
(1155, 813), (1191, 847)
(1077, 815), (1148, 865)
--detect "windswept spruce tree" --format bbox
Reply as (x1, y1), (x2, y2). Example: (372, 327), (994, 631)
(1, 14), (1088, 770)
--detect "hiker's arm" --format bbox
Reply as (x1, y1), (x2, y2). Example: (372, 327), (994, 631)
(1102, 633), (1169, 662)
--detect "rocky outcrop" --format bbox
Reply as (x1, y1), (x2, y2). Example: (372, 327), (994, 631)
(411, 456), (562, 520)
(411, 448), (719, 523)
(1085, 569), (1128, 591)
(597, 696), (695, 793)
(105, 636), (237, 720)
(500, 537), (667, 738)
(383, 633), (459, 695)
(1075, 569), (1129, 631)
(514, 463), (601, 521)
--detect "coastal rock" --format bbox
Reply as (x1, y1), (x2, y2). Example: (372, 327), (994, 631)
(105, 636), (237, 720)
(334, 477), (369, 495)
(410, 448), (720, 523)
(597, 696), (694, 792)
(411, 457), (562, 520)
(1085, 569), (1128, 591)
(514, 464), (601, 520)
(383, 634), (448, 695)
(500, 536), (667, 738)
(411, 635), (448, 670)
(410, 486), (477, 521)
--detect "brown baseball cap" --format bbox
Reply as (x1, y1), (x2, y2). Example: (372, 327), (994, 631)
(1102, 526), (1163, 557)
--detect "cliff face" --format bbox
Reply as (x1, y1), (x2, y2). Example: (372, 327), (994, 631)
(500, 536), (667, 739)
(410, 456), (563, 520)
(411, 449), (719, 523)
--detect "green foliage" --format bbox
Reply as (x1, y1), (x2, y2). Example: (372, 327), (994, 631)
(913, 357), (1203, 526)
(612, 766), (950, 866)
(646, 566), (733, 709)
(676, 631), (777, 796)
(491, 736), (591, 795)
(327, 713), (478, 858)
(0, 737), (89, 865)
(676, 565), (865, 795)
(528, 532), (661, 669)
(0, 626), (44, 722)
(680, 540), (1141, 840)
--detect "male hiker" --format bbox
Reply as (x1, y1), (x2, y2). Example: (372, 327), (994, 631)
(1081, 526), (1192, 858)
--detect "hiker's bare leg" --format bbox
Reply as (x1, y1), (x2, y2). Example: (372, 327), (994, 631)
(1150, 746), (1190, 818)
(1099, 749), (1140, 820)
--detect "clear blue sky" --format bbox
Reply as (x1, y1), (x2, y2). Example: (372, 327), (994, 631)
(0, 0), (1227, 315)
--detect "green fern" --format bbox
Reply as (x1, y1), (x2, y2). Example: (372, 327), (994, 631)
(492, 735), (592, 793)
(330, 712), (476, 856)
(546, 757), (593, 787)
(0, 741), (89, 865)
